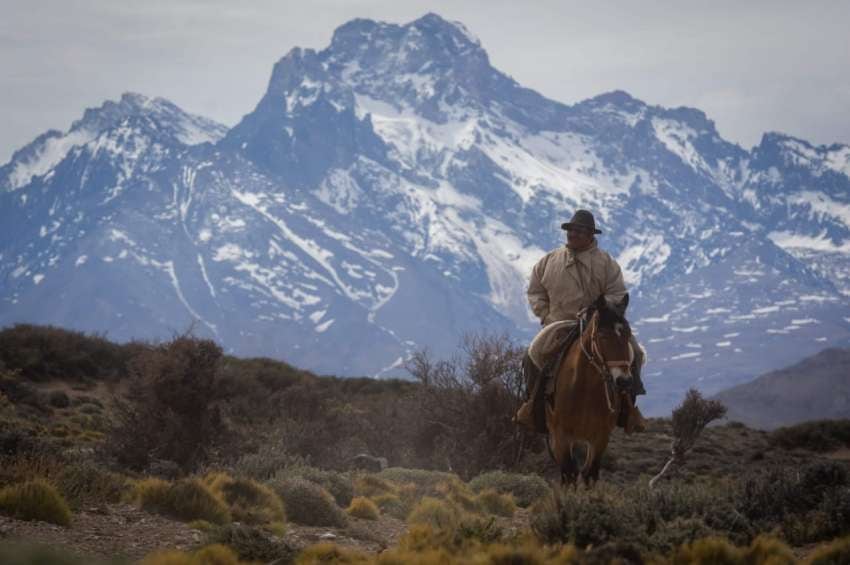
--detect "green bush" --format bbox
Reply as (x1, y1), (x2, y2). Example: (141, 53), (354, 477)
(134, 478), (230, 525)
(281, 465), (353, 507)
(208, 523), (296, 563)
(378, 467), (459, 495)
(55, 461), (128, 509)
(347, 496), (380, 520)
(270, 477), (347, 527)
(468, 470), (550, 508)
(530, 485), (639, 549)
(0, 479), (72, 526)
(371, 493), (408, 519)
(770, 419), (850, 452)
(0, 543), (102, 565)
(230, 443), (307, 481)
(0, 324), (131, 382)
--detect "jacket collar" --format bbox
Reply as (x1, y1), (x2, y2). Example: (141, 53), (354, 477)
(565, 240), (598, 266)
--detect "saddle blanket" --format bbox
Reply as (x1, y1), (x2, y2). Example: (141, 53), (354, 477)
(528, 320), (578, 370)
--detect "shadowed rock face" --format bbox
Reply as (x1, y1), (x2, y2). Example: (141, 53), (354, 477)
(1, 13), (850, 415)
(713, 347), (850, 429)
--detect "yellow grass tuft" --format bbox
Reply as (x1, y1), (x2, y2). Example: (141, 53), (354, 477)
(132, 477), (230, 525)
(347, 496), (380, 520)
(203, 472), (285, 525)
(190, 544), (241, 565)
(141, 544), (241, 565)
(475, 488), (516, 517)
(406, 497), (459, 531)
(0, 479), (72, 527)
(295, 542), (371, 564)
(353, 474), (397, 498)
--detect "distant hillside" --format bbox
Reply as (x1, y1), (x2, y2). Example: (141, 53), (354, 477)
(713, 347), (850, 429)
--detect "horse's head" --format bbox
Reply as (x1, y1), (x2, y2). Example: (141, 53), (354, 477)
(590, 294), (633, 389)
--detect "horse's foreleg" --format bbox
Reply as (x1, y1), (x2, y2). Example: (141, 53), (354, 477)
(558, 444), (580, 486)
(583, 438), (609, 486)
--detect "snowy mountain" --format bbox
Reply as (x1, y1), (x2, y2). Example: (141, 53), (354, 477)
(2, 13), (849, 414)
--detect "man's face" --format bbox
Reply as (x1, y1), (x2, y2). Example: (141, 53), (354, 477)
(566, 227), (594, 250)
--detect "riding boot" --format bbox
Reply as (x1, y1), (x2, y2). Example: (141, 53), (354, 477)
(514, 352), (548, 434)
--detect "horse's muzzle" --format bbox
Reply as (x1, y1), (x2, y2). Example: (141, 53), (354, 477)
(612, 370), (632, 390)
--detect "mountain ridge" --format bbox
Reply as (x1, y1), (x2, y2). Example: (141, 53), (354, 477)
(1, 13), (849, 414)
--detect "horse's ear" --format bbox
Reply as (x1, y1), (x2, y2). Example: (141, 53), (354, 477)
(620, 293), (629, 312)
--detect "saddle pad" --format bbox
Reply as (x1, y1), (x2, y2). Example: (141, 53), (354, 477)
(528, 319), (577, 370)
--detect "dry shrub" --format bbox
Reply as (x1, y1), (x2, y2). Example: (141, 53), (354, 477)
(738, 461), (850, 544)
(204, 472), (285, 525)
(271, 477), (347, 527)
(347, 496), (380, 520)
(208, 523), (297, 563)
(55, 460), (128, 509)
(0, 479), (72, 526)
(133, 477), (230, 524)
(468, 470), (550, 508)
(108, 336), (226, 472)
(0, 453), (65, 487)
(476, 488), (516, 517)
(405, 334), (527, 478)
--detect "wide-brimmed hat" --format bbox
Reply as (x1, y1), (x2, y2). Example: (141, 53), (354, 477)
(561, 209), (602, 234)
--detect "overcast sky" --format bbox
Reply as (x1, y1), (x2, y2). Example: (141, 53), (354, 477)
(2, 0), (849, 163)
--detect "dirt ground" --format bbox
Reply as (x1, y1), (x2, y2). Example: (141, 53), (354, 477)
(0, 502), (413, 562)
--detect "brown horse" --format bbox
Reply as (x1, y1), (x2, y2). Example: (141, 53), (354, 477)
(545, 294), (635, 486)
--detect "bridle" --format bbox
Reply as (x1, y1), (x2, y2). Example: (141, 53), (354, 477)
(578, 309), (632, 413)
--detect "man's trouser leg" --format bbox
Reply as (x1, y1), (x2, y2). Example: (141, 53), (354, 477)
(629, 335), (647, 397)
(619, 335), (647, 433)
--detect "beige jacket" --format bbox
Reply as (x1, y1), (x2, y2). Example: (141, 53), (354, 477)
(527, 241), (627, 326)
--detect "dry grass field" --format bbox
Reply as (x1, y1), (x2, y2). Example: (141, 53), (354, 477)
(1, 325), (849, 564)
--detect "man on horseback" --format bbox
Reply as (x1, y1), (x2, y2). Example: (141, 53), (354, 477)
(515, 209), (646, 434)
